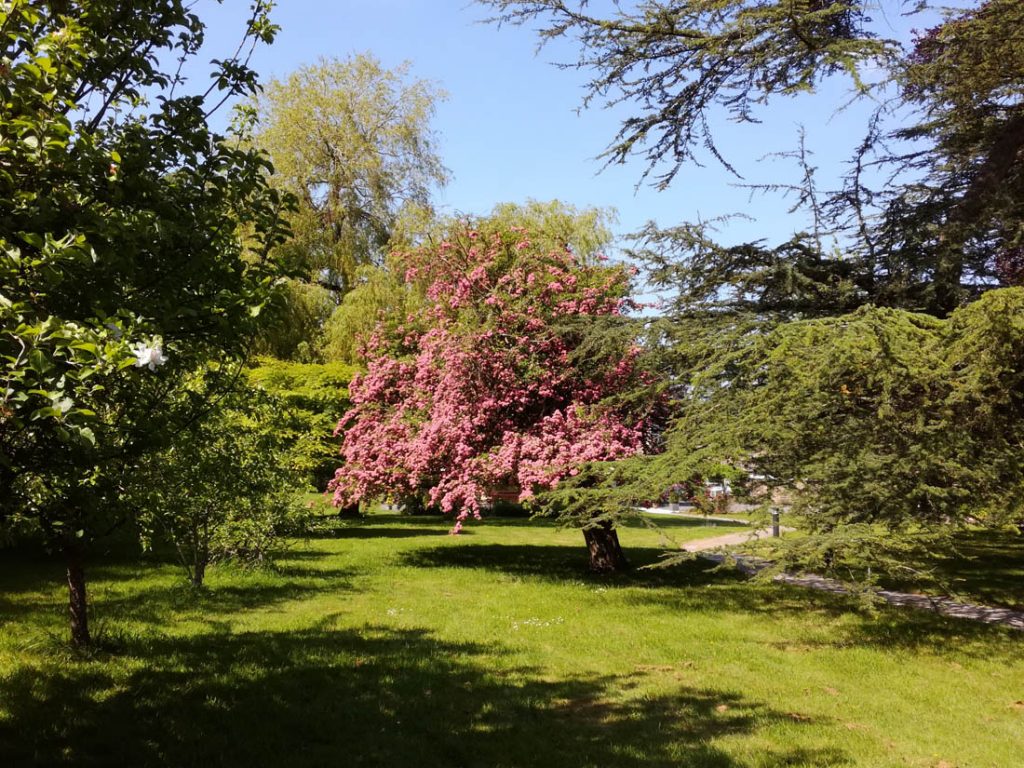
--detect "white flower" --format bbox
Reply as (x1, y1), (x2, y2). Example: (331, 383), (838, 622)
(132, 340), (167, 371)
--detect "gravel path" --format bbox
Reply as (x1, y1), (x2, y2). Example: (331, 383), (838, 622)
(689, 529), (1024, 632)
(772, 571), (1024, 630)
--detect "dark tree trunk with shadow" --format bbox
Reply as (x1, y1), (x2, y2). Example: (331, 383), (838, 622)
(583, 521), (629, 573)
(337, 502), (362, 519)
(64, 539), (90, 648)
(191, 556), (208, 589)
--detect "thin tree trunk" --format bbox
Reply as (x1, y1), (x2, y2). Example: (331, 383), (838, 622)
(191, 526), (209, 588)
(191, 555), (207, 588)
(64, 540), (90, 648)
(582, 521), (629, 573)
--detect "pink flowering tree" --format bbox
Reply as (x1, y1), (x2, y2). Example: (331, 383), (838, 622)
(330, 222), (651, 570)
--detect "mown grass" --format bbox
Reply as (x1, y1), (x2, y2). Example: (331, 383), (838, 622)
(1, 513), (1021, 767)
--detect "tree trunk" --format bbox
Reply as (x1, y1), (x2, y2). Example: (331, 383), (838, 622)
(64, 540), (90, 648)
(582, 521), (629, 573)
(337, 502), (361, 518)
(191, 555), (207, 589)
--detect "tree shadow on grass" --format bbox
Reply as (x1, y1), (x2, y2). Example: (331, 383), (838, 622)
(638, 580), (1024, 659)
(0, 550), (356, 640)
(810, 606), (1024, 659)
(0, 625), (848, 768)
(881, 531), (1024, 612)
(0, 549), (72, 595)
(106, 574), (355, 617)
(401, 543), (1024, 654)
(403, 542), (760, 591)
(329, 526), (453, 540)
(300, 514), (741, 543)
(298, 513), (461, 539)
(0, 540), (341, 595)
(401, 543), (871, 624)
(267, 563), (356, 580)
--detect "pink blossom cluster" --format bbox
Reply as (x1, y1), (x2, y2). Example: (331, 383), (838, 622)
(330, 227), (644, 530)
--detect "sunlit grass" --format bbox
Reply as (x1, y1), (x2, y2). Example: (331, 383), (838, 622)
(1, 513), (1020, 767)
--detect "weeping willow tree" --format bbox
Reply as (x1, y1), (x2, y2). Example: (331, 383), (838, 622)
(252, 54), (448, 360)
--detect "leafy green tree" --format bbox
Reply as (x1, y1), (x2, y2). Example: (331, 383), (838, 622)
(485, 1), (1024, 579)
(321, 264), (422, 365)
(648, 288), (1024, 574)
(544, 287), (1024, 578)
(253, 54), (448, 360)
(135, 385), (310, 588)
(246, 357), (357, 488)
(484, 199), (618, 257)
(0, 1), (287, 646)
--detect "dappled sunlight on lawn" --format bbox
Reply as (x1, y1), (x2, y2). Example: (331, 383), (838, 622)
(1, 514), (1020, 767)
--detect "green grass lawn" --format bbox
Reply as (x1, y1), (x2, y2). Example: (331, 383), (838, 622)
(1, 513), (1021, 767)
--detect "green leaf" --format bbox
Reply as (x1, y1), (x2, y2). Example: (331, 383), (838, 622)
(70, 341), (99, 355)
(31, 406), (62, 420)
(27, 348), (51, 374)
(20, 232), (43, 249)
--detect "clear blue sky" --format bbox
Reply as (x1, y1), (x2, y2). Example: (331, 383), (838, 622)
(195, 0), (953, 253)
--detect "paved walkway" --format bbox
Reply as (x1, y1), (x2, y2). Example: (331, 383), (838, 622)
(640, 506), (754, 526)
(682, 527), (794, 551)
(688, 529), (1024, 632)
(641, 505), (759, 525)
(775, 572), (1024, 631)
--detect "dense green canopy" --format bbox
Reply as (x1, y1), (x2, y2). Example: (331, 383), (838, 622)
(0, 0), (286, 645)
(252, 54), (448, 360)
(487, 1), (1024, 577)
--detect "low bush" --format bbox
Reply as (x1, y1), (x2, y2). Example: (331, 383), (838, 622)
(135, 383), (314, 587)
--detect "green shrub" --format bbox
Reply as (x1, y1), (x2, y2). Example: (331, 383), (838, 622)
(135, 384), (313, 587)
(246, 357), (358, 490)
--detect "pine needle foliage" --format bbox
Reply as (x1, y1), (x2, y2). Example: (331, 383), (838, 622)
(480, 0), (897, 186)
